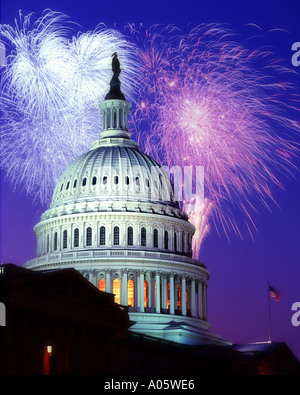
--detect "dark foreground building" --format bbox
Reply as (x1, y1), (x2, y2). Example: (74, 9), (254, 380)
(1, 264), (299, 376)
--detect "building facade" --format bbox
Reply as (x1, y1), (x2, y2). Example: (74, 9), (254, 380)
(24, 55), (228, 346)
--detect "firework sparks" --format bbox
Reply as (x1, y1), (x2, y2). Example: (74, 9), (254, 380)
(0, 10), (138, 204)
(128, 24), (300, 256)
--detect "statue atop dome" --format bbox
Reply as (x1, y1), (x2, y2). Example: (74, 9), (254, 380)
(105, 52), (126, 101)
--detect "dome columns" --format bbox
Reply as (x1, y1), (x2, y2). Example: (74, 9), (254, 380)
(100, 100), (132, 140)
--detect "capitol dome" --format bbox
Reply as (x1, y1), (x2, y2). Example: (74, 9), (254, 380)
(25, 54), (228, 346)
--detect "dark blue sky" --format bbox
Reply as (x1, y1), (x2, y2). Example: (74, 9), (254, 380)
(1, 0), (300, 361)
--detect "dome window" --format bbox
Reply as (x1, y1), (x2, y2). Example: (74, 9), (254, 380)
(74, 228), (79, 247)
(66, 181), (70, 190)
(127, 227), (133, 246)
(63, 230), (68, 249)
(174, 232), (177, 252)
(86, 227), (92, 246)
(125, 176), (130, 185)
(164, 230), (169, 250)
(98, 278), (106, 292)
(100, 226), (106, 245)
(141, 227), (147, 246)
(103, 176), (108, 185)
(135, 176), (140, 186)
(92, 176), (97, 185)
(153, 229), (158, 248)
(113, 226), (120, 245)
(54, 232), (58, 251)
(73, 180), (77, 188)
(82, 177), (87, 187)
(114, 175), (119, 185)
(145, 178), (150, 188)
(60, 184), (64, 192)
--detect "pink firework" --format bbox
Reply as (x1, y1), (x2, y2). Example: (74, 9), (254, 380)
(128, 24), (300, 258)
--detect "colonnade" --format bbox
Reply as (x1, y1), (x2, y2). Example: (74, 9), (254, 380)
(83, 269), (208, 321)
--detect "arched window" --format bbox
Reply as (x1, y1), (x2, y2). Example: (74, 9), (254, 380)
(82, 177), (87, 187)
(86, 227), (92, 246)
(103, 176), (107, 185)
(98, 279), (105, 292)
(141, 227), (146, 246)
(153, 229), (158, 248)
(63, 230), (68, 249)
(182, 232), (185, 253)
(107, 108), (111, 128)
(119, 108), (123, 128)
(74, 228), (79, 247)
(54, 232), (58, 251)
(125, 175), (130, 185)
(113, 278), (120, 304)
(113, 109), (117, 128)
(135, 176), (140, 186)
(164, 230), (169, 250)
(127, 226), (133, 246)
(66, 181), (70, 190)
(73, 179), (77, 188)
(114, 175), (119, 185)
(113, 226), (120, 245)
(167, 282), (170, 309)
(174, 232), (177, 252)
(100, 226), (106, 245)
(92, 176), (97, 185)
(128, 279), (134, 307)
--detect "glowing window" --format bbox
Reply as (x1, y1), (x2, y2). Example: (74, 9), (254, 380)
(114, 226), (120, 245)
(100, 226), (106, 245)
(141, 227), (146, 246)
(86, 227), (92, 246)
(54, 232), (58, 251)
(167, 282), (170, 309)
(144, 280), (149, 308)
(127, 227), (133, 246)
(98, 279), (105, 292)
(128, 279), (134, 307)
(113, 278), (120, 304)
(164, 230), (169, 250)
(153, 229), (158, 248)
(74, 228), (79, 247)
(177, 284), (182, 311)
(63, 230), (67, 249)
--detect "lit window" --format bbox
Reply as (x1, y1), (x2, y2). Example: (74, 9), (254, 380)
(86, 227), (92, 246)
(63, 230), (67, 249)
(113, 278), (120, 304)
(144, 280), (149, 308)
(100, 226), (106, 245)
(177, 284), (181, 311)
(128, 279), (134, 307)
(74, 228), (79, 247)
(113, 226), (120, 245)
(164, 230), (168, 250)
(167, 282), (170, 309)
(127, 226), (133, 246)
(98, 279), (105, 292)
(153, 229), (158, 248)
(141, 227), (146, 246)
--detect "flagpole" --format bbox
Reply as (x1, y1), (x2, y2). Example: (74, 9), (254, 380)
(268, 282), (271, 343)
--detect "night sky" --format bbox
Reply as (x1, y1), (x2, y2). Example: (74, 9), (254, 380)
(1, 0), (300, 362)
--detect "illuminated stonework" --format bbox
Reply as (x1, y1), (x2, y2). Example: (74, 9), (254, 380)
(25, 55), (228, 346)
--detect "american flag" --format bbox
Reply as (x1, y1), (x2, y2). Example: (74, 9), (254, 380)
(269, 284), (281, 302)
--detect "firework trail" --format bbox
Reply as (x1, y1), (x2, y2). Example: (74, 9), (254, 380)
(0, 10), (138, 204)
